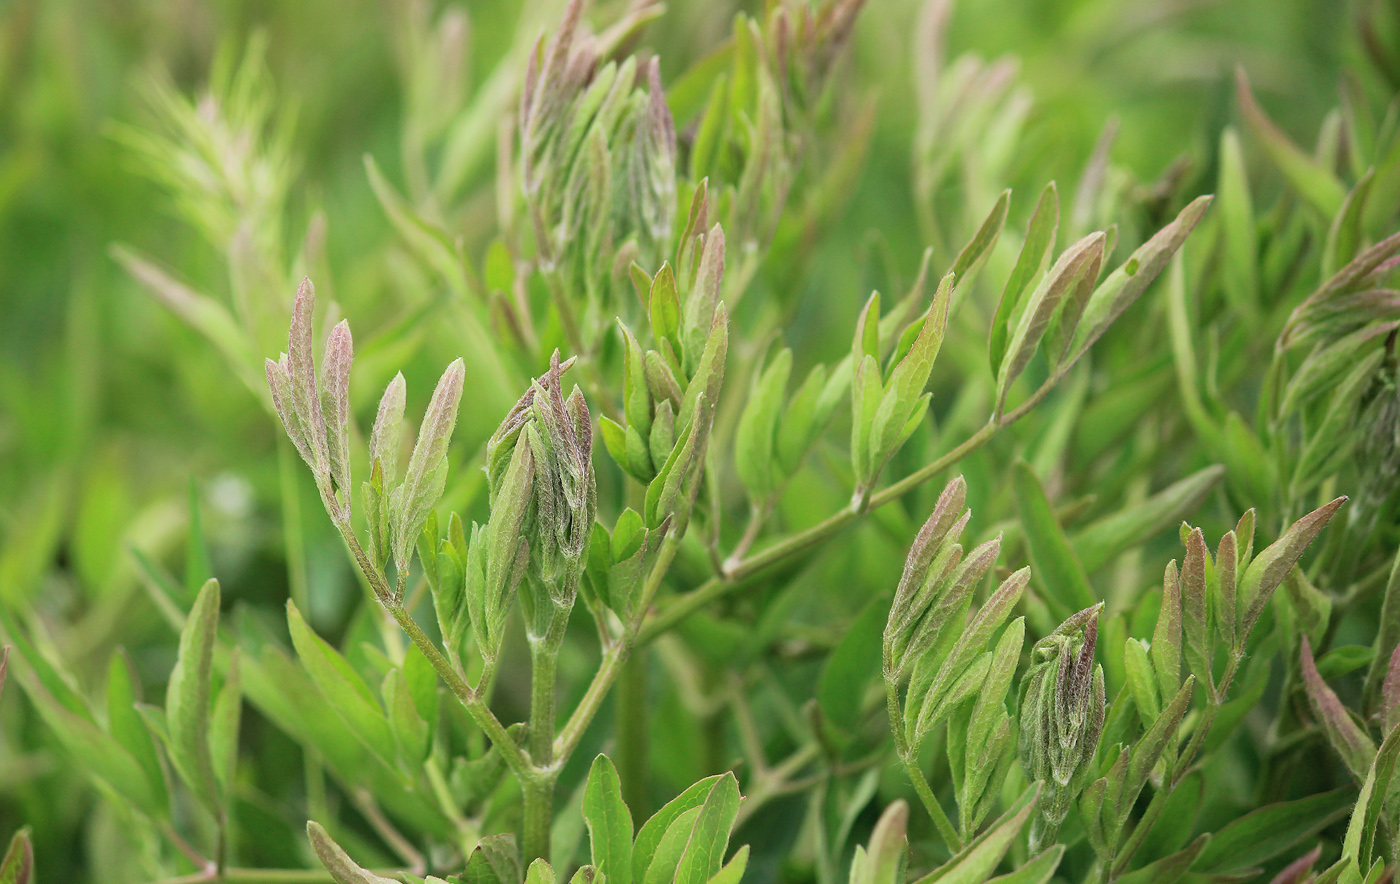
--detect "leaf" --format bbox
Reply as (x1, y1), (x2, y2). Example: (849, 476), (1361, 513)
(996, 231), (1105, 413)
(393, 359), (467, 580)
(106, 651), (168, 812)
(1236, 68), (1347, 218)
(1012, 460), (1096, 616)
(707, 846), (748, 884)
(633, 775), (724, 884)
(0, 829), (32, 884)
(650, 264), (681, 352)
(915, 785), (1038, 884)
(1341, 723), (1400, 876)
(209, 648), (242, 797)
(1300, 636), (1376, 781)
(1238, 498), (1346, 634)
(775, 363), (834, 476)
(307, 821), (398, 884)
(950, 190), (1011, 288)
(1180, 527), (1212, 687)
(1323, 170), (1375, 277)
(849, 801), (908, 884)
(1068, 196), (1212, 364)
(584, 755), (633, 884)
(1217, 127), (1259, 318)
(991, 182), (1059, 376)
(167, 578), (222, 816)
(984, 846), (1062, 884)
(820, 593), (890, 733)
(1116, 834), (1209, 884)
(734, 348), (792, 502)
(286, 600), (397, 768)
(110, 245), (256, 386)
(1070, 465), (1225, 572)
(366, 155), (472, 297)
(674, 773), (741, 884)
(461, 834), (522, 884)
(1191, 788), (1356, 874)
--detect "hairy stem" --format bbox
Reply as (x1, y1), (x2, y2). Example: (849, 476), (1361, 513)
(522, 611), (564, 861)
(554, 532), (682, 762)
(886, 675), (963, 852)
(385, 601), (532, 777)
(638, 419), (1003, 645)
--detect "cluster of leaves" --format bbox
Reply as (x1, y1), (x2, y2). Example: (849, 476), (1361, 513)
(7, 0), (1400, 883)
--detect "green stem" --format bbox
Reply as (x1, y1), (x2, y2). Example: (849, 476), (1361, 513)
(277, 439), (309, 613)
(638, 420), (1002, 646)
(522, 631), (560, 861)
(554, 533), (683, 763)
(521, 775), (555, 864)
(1109, 658), (1237, 880)
(885, 675), (962, 852)
(385, 601), (532, 777)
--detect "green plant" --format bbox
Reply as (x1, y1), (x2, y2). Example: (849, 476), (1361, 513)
(4, 0), (1400, 882)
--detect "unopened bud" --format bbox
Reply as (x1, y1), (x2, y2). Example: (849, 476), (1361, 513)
(1018, 604), (1106, 851)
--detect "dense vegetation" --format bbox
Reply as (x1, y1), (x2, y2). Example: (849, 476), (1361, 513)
(2, 0), (1399, 883)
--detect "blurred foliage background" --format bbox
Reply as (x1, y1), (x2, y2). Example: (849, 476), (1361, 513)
(0, 0), (1381, 879)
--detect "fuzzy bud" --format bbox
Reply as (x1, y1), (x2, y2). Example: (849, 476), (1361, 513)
(1019, 604), (1106, 851)
(485, 352), (596, 638)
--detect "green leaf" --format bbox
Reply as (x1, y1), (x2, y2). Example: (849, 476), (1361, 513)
(872, 273), (953, 468)
(1217, 127), (1259, 318)
(1012, 460), (1096, 617)
(854, 292), (881, 367)
(707, 846), (748, 884)
(650, 264), (681, 353)
(1300, 636), (1376, 780)
(644, 807), (702, 884)
(674, 773), (741, 884)
(1322, 170), (1375, 277)
(0, 829), (32, 884)
(365, 155), (472, 297)
(1068, 196), (1212, 364)
(106, 651), (168, 812)
(286, 600), (397, 768)
(209, 648), (242, 798)
(1235, 68), (1346, 218)
(584, 755), (633, 884)
(460, 834), (522, 884)
(775, 363), (833, 476)
(167, 578), (221, 816)
(111, 245), (256, 387)
(1116, 834), (1208, 884)
(915, 785), (1038, 884)
(849, 802), (907, 884)
(1122, 639), (1160, 725)
(819, 594), (889, 733)
(950, 189), (1011, 288)
(996, 231), (1105, 413)
(1238, 498), (1346, 634)
(1191, 788), (1356, 874)
(392, 359), (466, 581)
(633, 775), (724, 884)
(984, 846), (1062, 884)
(526, 859), (557, 884)
(1342, 721), (1400, 877)
(1070, 465), (1225, 572)
(307, 821), (398, 884)
(734, 348), (792, 502)
(991, 182), (1059, 377)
